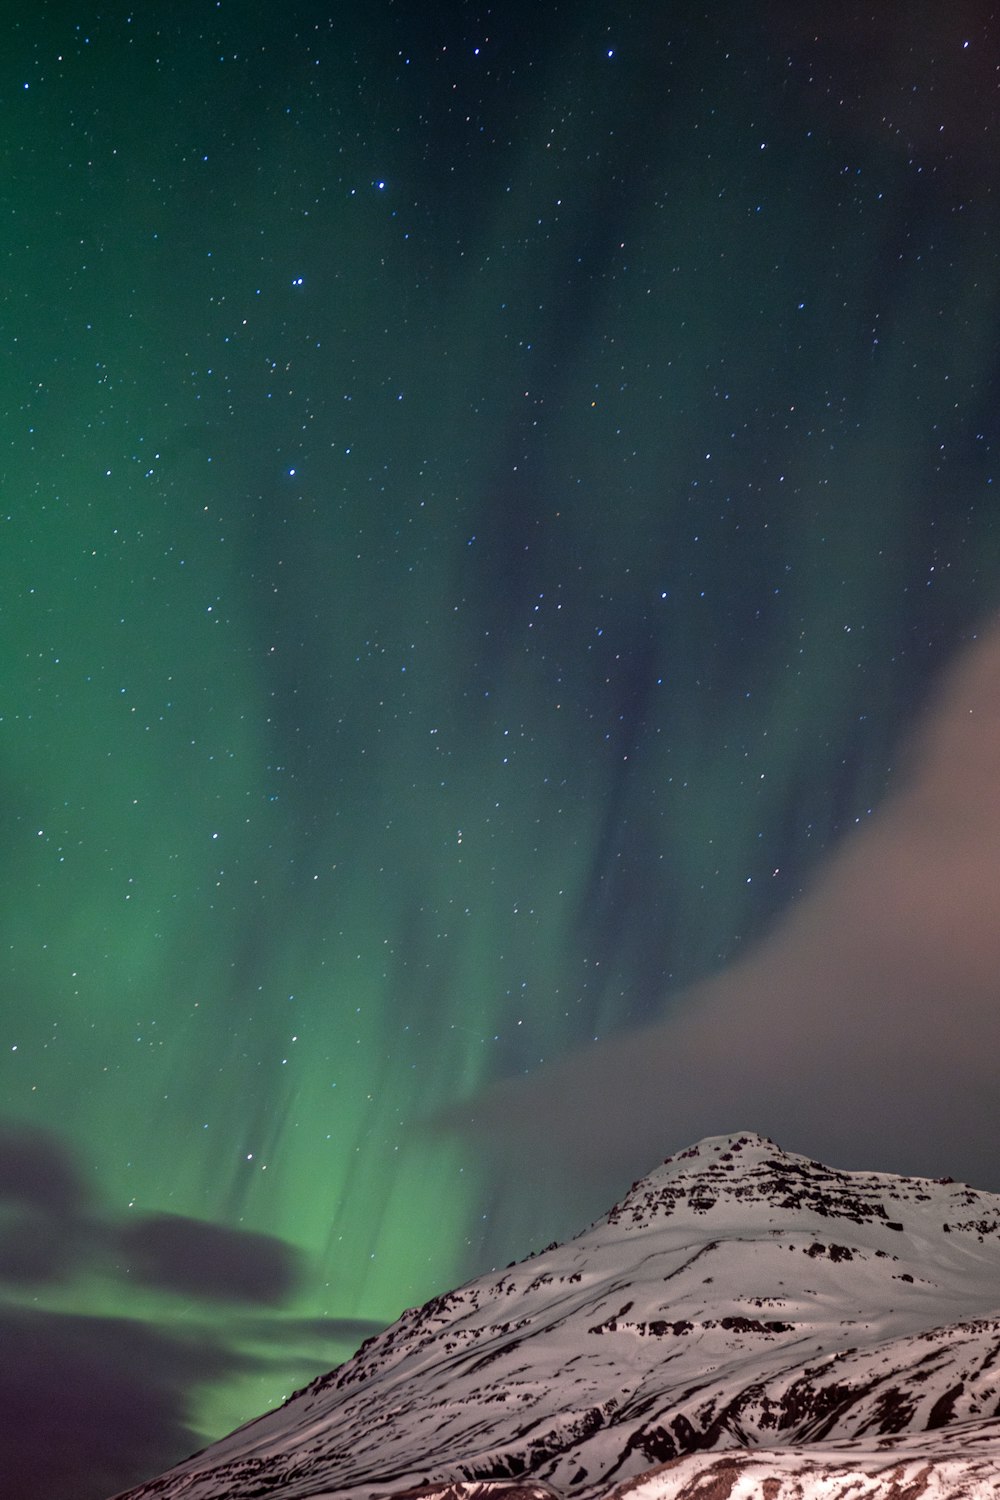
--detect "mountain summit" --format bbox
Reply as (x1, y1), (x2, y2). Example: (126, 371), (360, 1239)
(113, 1133), (1000, 1499)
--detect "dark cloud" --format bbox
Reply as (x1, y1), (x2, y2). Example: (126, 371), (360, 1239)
(0, 1304), (240, 1500)
(0, 1121), (89, 1286)
(0, 1127), (315, 1494)
(438, 619), (1000, 1244)
(113, 1212), (302, 1305)
(0, 1123), (306, 1309)
(0, 1203), (78, 1284)
(0, 1119), (89, 1216)
(0, 1296), (387, 1500)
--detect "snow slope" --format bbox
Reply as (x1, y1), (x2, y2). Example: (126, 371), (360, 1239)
(112, 1133), (1000, 1499)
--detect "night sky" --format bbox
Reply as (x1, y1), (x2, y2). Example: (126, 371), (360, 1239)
(3, 4), (1000, 1497)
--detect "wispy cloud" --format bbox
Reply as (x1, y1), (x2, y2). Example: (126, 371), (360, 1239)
(438, 618), (1000, 1225)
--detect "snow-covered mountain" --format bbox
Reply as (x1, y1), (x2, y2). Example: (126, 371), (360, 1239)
(112, 1133), (1000, 1499)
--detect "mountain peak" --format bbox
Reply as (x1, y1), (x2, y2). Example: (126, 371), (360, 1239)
(605, 1131), (1000, 1244)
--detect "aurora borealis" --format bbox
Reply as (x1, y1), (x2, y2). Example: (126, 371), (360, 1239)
(2, 4), (999, 1496)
